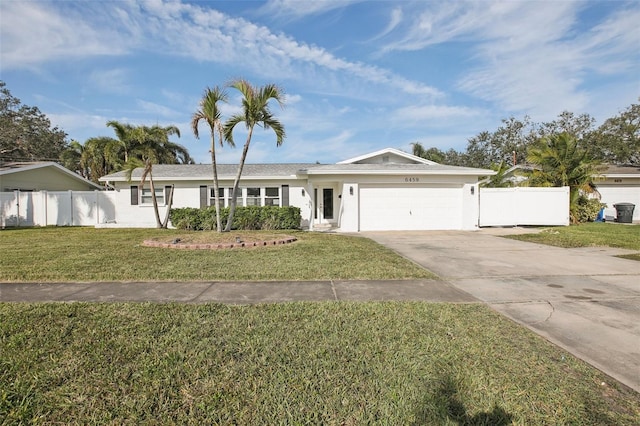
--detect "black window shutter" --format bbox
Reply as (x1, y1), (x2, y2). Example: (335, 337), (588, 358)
(199, 185), (207, 208)
(165, 186), (172, 205)
(131, 186), (139, 205)
(281, 185), (289, 207)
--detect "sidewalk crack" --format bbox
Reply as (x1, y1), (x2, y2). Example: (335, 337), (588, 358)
(330, 280), (338, 301)
(543, 300), (555, 322)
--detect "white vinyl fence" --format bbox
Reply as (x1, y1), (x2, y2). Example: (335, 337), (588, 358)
(2, 187), (571, 229)
(479, 186), (570, 227)
(0, 190), (117, 228)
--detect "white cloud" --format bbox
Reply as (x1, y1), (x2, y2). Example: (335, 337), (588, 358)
(258, 0), (361, 20)
(0, 1), (129, 69)
(1, 0), (441, 102)
(89, 69), (132, 95)
(392, 104), (481, 124)
(136, 100), (180, 119)
(377, 1), (639, 118)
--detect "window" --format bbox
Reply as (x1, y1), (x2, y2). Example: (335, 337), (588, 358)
(230, 188), (244, 207)
(246, 187), (261, 206)
(140, 187), (165, 205)
(265, 187), (280, 206)
(209, 187), (225, 208)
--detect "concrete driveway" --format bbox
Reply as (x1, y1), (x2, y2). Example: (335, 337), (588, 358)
(364, 228), (640, 393)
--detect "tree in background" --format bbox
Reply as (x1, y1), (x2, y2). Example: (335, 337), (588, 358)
(223, 79), (286, 232)
(481, 161), (514, 188)
(411, 142), (444, 163)
(191, 86), (230, 232)
(526, 132), (602, 223)
(588, 101), (639, 165)
(0, 81), (68, 163)
(59, 140), (86, 177)
(464, 116), (537, 169)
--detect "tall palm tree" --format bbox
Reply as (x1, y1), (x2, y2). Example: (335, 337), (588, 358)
(123, 124), (189, 228)
(81, 136), (120, 183)
(106, 120), (136, 167)
(526, 132), (602, 222)
(60, 140), (86, 177)
(191, 86), (230, 232)
(222, 79), (286, 232)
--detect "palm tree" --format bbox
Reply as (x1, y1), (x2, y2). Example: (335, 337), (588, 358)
(222, 79), (286, 232)
(60, 140), (86, 177)
(191, 86), (230, 232)
(124, 124), (189, 228)
(106, 120), (136, 168)
(481, 161), (514, 188)
(526, 132), (602, 222)
(81, 137), (119, 183)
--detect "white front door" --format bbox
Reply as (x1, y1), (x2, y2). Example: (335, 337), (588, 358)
(314, 187), (335, 223)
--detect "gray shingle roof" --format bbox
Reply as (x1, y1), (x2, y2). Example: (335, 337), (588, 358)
(602, 164), (640, 175)
(100, 161), (495, 181)
(100, 163), (319, 181)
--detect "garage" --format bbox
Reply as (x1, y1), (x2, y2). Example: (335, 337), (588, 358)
(359, 184), (463, 231)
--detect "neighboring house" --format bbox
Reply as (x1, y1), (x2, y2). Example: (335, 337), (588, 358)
(598, 165), (640, 222)
(0, 162), (107, 228)
(99, 148), (495, 231)
(0, 162), (103, 192)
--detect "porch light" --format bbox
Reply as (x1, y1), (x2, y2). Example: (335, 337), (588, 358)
(349, 186), (354, 195)
(471, 186), (475, 195)
(301, 189), (305, 196)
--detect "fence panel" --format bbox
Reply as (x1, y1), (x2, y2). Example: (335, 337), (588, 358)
(479, 187), (570, 227)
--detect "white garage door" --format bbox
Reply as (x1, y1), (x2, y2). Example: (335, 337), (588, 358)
(359, 184), (463, 231)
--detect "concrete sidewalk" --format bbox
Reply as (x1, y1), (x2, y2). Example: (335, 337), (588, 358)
(0, 279), (477, 304)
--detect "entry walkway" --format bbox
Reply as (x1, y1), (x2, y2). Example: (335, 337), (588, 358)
(364, 228), (640, 393)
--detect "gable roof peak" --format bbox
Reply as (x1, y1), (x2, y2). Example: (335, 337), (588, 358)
(337, 147), (438, 165)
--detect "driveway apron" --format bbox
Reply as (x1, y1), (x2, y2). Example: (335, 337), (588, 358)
(364, 229), (640, 393)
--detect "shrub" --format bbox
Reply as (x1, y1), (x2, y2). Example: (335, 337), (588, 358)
(170, 206), (301, 230)
(571, 196), (605, 224)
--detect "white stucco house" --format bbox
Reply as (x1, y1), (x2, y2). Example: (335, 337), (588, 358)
(99, 148), (496, 231)
(598, 165), (640, 221)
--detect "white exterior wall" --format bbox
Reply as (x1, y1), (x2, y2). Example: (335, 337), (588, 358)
(338, 182), (359, 232)
(598, 179), (640, 221)
(479, 187), (570, 227)
(100, 179), (310, 228)
(309, 174), (481, 232)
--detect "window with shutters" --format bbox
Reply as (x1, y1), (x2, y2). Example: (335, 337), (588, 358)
(140, 187), (165, 205)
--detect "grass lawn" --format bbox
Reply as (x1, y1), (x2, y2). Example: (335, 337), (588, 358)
(2, 302), (639, 424)
(506, 222), (640, 261)
(0, 227), (435, 282)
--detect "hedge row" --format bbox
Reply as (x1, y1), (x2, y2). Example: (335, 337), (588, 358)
(170, 206), (302, 230)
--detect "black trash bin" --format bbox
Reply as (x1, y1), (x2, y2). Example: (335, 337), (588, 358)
(613, 203), (635, 223)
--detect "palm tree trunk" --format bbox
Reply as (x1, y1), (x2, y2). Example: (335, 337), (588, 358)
(148, 169), (163, 229)
(224, 127), (254, 232)
(211, 134), (222, 232)
(162, 184), (175, 229)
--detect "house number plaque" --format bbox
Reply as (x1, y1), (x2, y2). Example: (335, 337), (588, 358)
(404, 177), (420, 182)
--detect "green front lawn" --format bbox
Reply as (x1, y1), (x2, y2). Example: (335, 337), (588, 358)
(506, 222), (640, 261)
(0, 227), (435, 282)
(2, 302), (638, 424)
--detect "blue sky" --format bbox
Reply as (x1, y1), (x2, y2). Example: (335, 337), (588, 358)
(1, 0), (639, 165)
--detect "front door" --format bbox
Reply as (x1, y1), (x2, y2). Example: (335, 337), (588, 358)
(323, 188), (334, 220)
